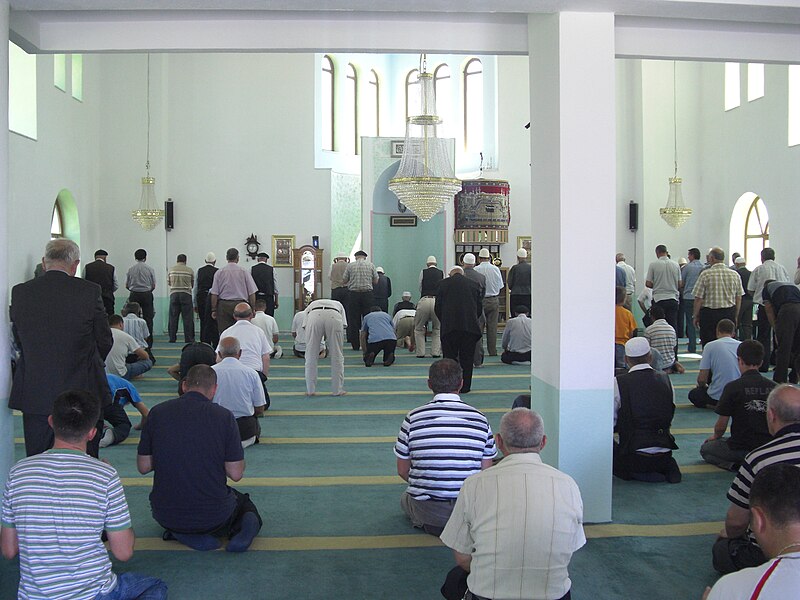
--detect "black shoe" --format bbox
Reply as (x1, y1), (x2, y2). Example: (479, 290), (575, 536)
(364, 352), (375, 367)
(383, 354), (395, 367)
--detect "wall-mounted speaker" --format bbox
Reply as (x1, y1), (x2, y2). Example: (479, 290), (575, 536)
(629, 202), (638, 231)
(165, 199), (174, 231)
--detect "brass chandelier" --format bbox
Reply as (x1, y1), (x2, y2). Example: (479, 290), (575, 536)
(660, 61), (692, 229)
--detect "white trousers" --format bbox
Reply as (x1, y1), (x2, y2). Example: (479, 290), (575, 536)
(305, 309), (345, 395)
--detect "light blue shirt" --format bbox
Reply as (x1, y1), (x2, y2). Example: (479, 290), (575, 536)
(699, 336), (741, 401)
(361, 311), (396, 343)
(682, 259), (705, 300)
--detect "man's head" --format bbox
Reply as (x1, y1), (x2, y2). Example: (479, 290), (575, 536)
(737, 340), (765, 372)
(496, 408), (546, 456)
(94, 249), (108, 261)
(226, 248), (239, 262)
(449, 266), (464, 277)
(108, 314), (124, 330)
(218, 336), (242, 360)
(766, 384), (800, 435)
(707, 247), (725, 264)
(688, 248), (701, 261)
(334, 252), (349, 263)
(735, 256), (747, 267)
(233, 302), (253, 321)
(257, 252), (269, 263)
(615, 286), (626, 305)
(624, 337), (651, 367)
(354, 250), (367, 260)
(205, 252), (216, 265)
(761, 247), (776, 263)
(428, 358), (464, 394)
(655, 244), (668, 257)
(254, 299), (267, 313)
(121, 302), (142, 318)
(49, 390), (101, 446)
(731, 252), (741, 264)
(615, 252), (625, 263)
(183, 364), (217, 399)
(749, 464), (800, 558)
(134, 248), (147, 261)
(649, 304), (666, 321)
(402, 291), (412, 301)
(478, 248), (491, 262)
(176, 253), (187, 264)
(513, 305), (529, 317)
(517, 248), (528, 262)
(426, 255), (437, 267)
(716, 319), (736, 339)
(43, 239), (81, 275)
(368, 306), (382, 313)
(462, 253), (476, 268)
(376, 267), (384, 275)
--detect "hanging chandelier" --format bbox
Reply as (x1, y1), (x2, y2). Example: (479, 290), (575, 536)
(660, 61), (692, 229)
(131, 54), (165, 231)
(388, 54), (461, 222)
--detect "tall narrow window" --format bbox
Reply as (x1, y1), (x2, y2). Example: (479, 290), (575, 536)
(463, 58), (484, 152)
(321, 55), (334, 151)
(789, 65), (800, 147)
(50, 201), (64, 239)
(724, 62), (741, 111)
(346, 63), (358, 155)
(364, 69), (380, 138)
(744, 195), (769, 265)
(9, 41), (37, 139)
(434, 64), (452, 138)
(405, 69), (420, 120)
(54, 54), (66, 91)
(71, 54), (83, 101)
(747, 63), (764, 101)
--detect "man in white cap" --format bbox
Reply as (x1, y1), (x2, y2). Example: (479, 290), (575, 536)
(462, 253), (486, 367)
(415, 256), (443, 358)
(196, 252), (219, 345)
(613, 336), (681, 483)
(329, 253), (350, 308)
(374, 267), (392, 313)
(393, 292), (416, 352)
(475, 248), (503, 357)
(508, 248), (531, 314)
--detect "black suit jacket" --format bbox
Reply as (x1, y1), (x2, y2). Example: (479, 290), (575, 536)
(10, 270), (113, 414)
(435, 273), (483, 337)
(251, 263), (275, 297)
(83, 259), (116, 302)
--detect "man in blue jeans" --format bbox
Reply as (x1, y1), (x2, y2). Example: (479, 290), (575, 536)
(1, 390), (167, 599)
(681, 247), (705, 353)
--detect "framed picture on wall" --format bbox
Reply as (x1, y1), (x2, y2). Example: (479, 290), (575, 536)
(391, 140), (405, 158)
(517, 236), (532, 256)
(272, 235), (295, 268)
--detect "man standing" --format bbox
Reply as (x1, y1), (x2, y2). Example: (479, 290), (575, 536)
(329, 253), (350, 308)
(748, 247), (791, 372)
(137, 365), (263, 552)
(394, 359), (496, 536)
(212, 337), (267, 448)
(196, 252), (219, 346)
(168, 253), (195, 343)
(83, 249), (117, 316)
(106, 315), (153, 380)
(692, 247), (743, 347)
(360, 306), (397, 367)
(10, 239), (112, 457)
(700, 340), (774, 471)
(761, 279), (800, 383)
(475, 248), (504, 357)
(342, 250), (377, 350)
(735, 256), (754, 340)
(414, 256), (443, 358)
(462, 253), (487, 368)
(645, 244), (682, 334)
(440, 408), (585, 600)
(681, 248), (705, 353)
(251, 252), (278, 316)
(209, 248), (258, 333)
(125, 248), (156, 348)
(303, 297), (347, 397)
(435, 266), (483, 394)
(689, 320), (742, 409)
(1, 390), (167, 599)
(500, 306), (532, 365)
(712, 384), (800, 574)
(616, 252), (635, 310)
(373, 267), (392, 313)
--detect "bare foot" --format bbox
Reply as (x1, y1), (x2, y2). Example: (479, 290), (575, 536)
(307, 391), (317, 396)
(332, 391), (348, 396)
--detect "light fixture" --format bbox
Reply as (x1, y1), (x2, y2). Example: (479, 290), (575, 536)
(388, 54), (461, 222)
(131, 54), (165, 231)
(660, 61), (692, 229)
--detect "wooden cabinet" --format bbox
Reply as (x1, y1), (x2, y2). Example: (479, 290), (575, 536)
(292, 246), (324, 312)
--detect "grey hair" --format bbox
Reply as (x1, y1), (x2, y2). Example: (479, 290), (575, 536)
(44, 239), (80, 267)
(500, 408), (544, 451)
(768, 384), (800, 424)
(709, 247), (725, 261)
(218, 336), (241, 358)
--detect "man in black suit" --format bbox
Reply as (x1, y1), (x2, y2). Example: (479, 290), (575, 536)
(196, 252), (219, 346)
(435, 266), (483, 394)
(83, 249), (117, 316)
(251, 252), (278, 316)
(10, 239), (113, 457)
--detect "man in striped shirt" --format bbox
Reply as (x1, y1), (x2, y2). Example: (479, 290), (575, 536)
(712, 384), (800, 575)
(644, 304), (684, 373)
(394, 359), (497, 536)
(1, 390), (166, 600)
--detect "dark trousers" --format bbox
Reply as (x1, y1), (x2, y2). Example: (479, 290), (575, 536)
(442, 331), (482, 393)
(712, 535), (766, 575)
(216, 299), (243, 334)
(676, 293), (685, 338)
(331, 287), (349, 307)
(773, 303), (800, 383)
(738, 296), (754, 340)
(699, 306), (736, 347)
(440, 566), (571, 600)
(346, 290), (374, 350)
(168, 292), (195, 343)
(256, 371), (271, 410)
(509, 294), (531, 315)
(365, 339), (396, 365)
(501, 349), (531, 364)
(756, 305), (772, 371)
(103, 402), (132, 445)
(680, 299), (698, 352)
(161, 488), (263, 538)
(197, 291), (219, 346)
(101, 294), (115, 317)
(236, 415), (261, 441)
(23, 413), (103, 458)
(688, 386), (717, 408)
(655, 299), (679, 336)
(128, 290), (155, 347)
(256, 293), (276, 317)
(613, 444), (681, 483)
(375, 298), (389, 313)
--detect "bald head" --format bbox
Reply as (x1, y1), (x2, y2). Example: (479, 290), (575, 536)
(767, 385), (800, 434)
(218, 336), (241, 359)
(233, 303), (253, 320)
(498, 408), (545, 454)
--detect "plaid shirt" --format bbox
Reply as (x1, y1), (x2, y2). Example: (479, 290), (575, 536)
(691, 263), (743, 309)
(343, 259), (377, 292)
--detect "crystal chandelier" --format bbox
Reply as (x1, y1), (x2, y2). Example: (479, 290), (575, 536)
(660, 61), (692, 229)
(388, 55), (461, 222)
(131, 54), (165, 231)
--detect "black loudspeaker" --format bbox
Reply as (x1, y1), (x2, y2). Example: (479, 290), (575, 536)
(629, 202), (638, 231)
(165, 199), (174, 231)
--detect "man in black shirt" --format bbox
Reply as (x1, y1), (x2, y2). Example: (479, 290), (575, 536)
(251, 252), (278, 316)
(762, 279), (800, 383)
(83, 249), (117, 316)
(196, 252), (219, 346)
(392, 291), (415, 316)
(700, 340), (775, 471)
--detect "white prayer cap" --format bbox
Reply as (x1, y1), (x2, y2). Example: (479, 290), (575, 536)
(478, 248), (491, 259)
(376, 267), (384, 274)
(625, 337), (650, 358)
(517, 248), (528, 258)
(426, 256), (437, 264)
(463, 253), (476, 265)
(205, 252), (216, 263)
(402, 291), (412, 298)
(735, 256), (746, 265)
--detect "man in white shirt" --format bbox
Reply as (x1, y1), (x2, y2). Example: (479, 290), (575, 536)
(474, 248), (504, 357)
(645, 244), (682, 335)
(616, 252), (636, 310)
(251, 299), (282, 359)
(440, 408), (585, 600)
(216, 303), (272, 376)
(106, 315), (152, 380)
(747, 247), (791, 372)
(212, 337), (266, 447)
(500, 306), (531, 365)
(291, 310), (326, 358)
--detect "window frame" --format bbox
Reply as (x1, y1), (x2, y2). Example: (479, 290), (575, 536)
(743, 195), (769, 264)
(321, 55), (335, 152)
(346, 63), (358, 155)
(463, 58), (483, 151)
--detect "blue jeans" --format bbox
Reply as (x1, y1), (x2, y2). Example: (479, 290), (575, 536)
(95, 572), (167, 600)
(124, 358), (153, 380)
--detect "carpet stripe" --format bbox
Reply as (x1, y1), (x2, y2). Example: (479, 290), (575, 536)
(138, 389), (529, 398)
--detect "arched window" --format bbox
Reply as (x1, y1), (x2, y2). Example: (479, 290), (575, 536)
(50, 200), (64, 239)
(434, 63), (452, 138)
(346, 63), (358, 155)
(729, 192), (769, 269)
(463, 58), (484, 152)
(365, 69), (380, 138)
(405, 69), (420, 120)
(321, 55), (334, 151)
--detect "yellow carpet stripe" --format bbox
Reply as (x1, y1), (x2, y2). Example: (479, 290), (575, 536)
(584, 521), (722, 539)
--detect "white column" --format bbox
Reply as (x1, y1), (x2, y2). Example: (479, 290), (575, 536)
(529, 12), (616, 523)
(0, 0), (13, 494)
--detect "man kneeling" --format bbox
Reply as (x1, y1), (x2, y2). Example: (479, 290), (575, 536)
(137, 365), (263, 552)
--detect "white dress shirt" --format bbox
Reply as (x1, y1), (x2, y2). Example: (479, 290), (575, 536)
(217, 320), (272, 372)
(211, 356), (266, 418)
(474, 261), (504, 296)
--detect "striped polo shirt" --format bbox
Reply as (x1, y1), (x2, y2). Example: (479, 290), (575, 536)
(1, 449), (132, 600)
(394, 393), (497, 501)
